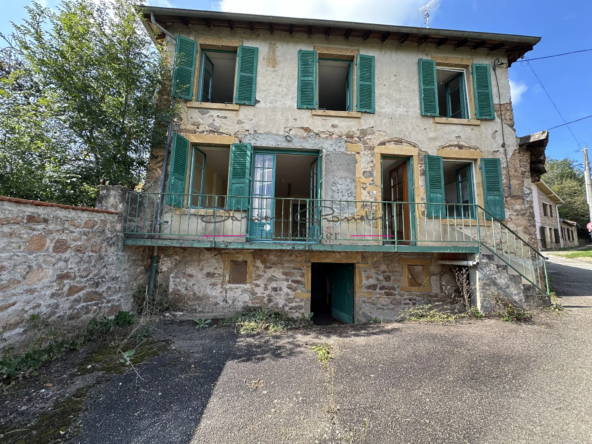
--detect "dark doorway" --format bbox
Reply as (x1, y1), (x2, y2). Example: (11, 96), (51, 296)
(311, 263), (354, 325)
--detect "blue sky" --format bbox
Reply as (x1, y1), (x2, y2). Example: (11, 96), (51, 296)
(3, 0), (591, 163)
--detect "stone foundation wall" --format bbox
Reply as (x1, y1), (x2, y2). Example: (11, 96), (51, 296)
(0, 197), (150, 349)
(155, 248), (462, 323)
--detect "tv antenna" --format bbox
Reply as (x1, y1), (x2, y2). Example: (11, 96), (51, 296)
(419, 0), (438, 28)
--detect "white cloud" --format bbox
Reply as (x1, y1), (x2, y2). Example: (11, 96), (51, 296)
(217, 0), (441, 27)
(509, 79), (528, 105)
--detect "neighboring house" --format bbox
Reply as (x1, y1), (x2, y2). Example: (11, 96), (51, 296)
(560, 219), (578, 249)
(125, 7), (549, 322)
(532, 180), (568, 250)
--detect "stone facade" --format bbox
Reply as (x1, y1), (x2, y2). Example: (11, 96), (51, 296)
(0, 197), (149, 349)
(532, 182), (562, 249)
(560, 221), (578, 248)
(156, 248), (461, 322)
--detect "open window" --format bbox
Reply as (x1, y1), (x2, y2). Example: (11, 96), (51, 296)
(318, 59), (353, 112)
(437, 69), (469, 119)
(188, 146), (230, 208)
(198, 51), (237, 104)
(443, 160), (475, 218)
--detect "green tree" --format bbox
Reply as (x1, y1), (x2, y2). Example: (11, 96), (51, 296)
(543, 158), (589, 236)
(0, 0), (173, 207)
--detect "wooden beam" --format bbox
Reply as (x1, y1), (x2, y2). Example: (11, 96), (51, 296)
(344, 28), (352, 40)
(325, 27), (331, 38)
(204, 18), (212, 29)
(472, 40), (486, 50)
(289, 24), (293, 35)
(269, 23), (274, 34)
(381, 31), (390, 43)
(436, 37), (448, 47)
(179, 16), (189, 26)
(454, 38), (468, 49)
(417, 35), (429, 46)
(363, 30), (372, 41)
(399, 33), (409, 44)
(228, 20), (234, 31)
(490, 42), (505, 51)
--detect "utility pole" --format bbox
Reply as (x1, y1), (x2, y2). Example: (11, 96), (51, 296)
(583, 147), (592, 241)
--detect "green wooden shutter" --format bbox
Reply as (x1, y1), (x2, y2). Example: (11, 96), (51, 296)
(297, 50), (317, 109)
(418, 59), (438, 116)
(235, 46), (258, 105)
(356, 54), (375, 113)
(481, 158), (505, 220)
(472, 63), (495, 120)
(171, 36), (197, 100)
(424, 155), (445, 218)
(228, 143), (252, 210)
(166, 133), (190, 207)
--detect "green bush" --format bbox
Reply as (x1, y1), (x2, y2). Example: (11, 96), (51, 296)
(113, 310), (135, 327)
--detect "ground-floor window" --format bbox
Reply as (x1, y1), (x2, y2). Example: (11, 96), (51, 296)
(443, 160), (475, 218)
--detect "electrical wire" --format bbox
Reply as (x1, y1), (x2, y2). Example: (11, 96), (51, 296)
(548, 115), (592, 131)
(526, 61), (583, 148)
(523, 48), (592, 62)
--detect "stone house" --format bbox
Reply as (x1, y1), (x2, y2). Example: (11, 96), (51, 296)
(560, 219), (578, 249)
(532, 180), (565, 250)
(125, 6), (550, 322)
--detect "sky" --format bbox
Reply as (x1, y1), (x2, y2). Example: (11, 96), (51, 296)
(2, 0), (591, 164)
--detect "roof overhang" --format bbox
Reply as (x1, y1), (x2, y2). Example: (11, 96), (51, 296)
(536, 180), (564, 205)
(138, 6), (540, 66)
(518, 130), (549, 183)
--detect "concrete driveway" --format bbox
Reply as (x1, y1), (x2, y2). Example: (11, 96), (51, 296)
(70, 255), (592, 444)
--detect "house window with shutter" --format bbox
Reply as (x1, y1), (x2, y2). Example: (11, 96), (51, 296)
(549, 205), (554, 217)
(542, 203), (548, 217)
(419, 57), (494, 123)
(298, 48), (374, 115)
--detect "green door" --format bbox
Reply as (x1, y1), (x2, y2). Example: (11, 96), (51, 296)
(331, 264), (354, 324)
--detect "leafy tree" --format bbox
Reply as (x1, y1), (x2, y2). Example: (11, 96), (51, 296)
(543, 158), (590, 237)
(0, 0), (173, 207)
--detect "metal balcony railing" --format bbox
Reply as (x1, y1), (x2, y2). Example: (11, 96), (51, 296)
(124, 192), (548, 294)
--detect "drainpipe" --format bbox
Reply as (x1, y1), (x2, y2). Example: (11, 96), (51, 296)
(148, 13), (176, 295)
(438, 260), (479, 267)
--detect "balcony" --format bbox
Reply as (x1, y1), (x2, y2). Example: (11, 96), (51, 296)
(123, 192), (498, 253)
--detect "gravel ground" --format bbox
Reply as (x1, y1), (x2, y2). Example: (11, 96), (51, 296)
(8, 255), (591, 444)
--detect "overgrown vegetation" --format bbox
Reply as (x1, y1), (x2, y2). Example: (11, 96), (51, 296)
(500, 305), (532, 322)
(397, 304), (459, 323)
(311, 343), (333, 368)
(0, 310), (136, 383)
(0, 0), (174, 206)
(547, 292), (564, 313)
(223, 308), (309, 334)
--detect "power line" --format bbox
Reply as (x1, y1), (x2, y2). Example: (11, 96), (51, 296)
(526, 61), (583, 148)
(548, 114), (592, 131)
(523, 48), (592, 62)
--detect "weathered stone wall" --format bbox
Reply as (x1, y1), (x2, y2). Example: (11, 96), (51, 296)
(560, 222), (578, 248)
(155, 248), (461, 323)
(535, 188), (561, 248)
(0, 196), (150, 349)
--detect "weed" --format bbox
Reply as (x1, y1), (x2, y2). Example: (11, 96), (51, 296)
(311, 343), (333, 367)
(193, 318), (211, 329)
(546, 292), (564, 313)
(369, 317), (382, 324)
(467, 307), (485, 319)
(119, 349), (136, 366)
(223, 308), (303, 334)
(113, 310), (135, 327)
(132, 284), (181, 316)
(501, 305), (532, 322)
(397, 304), (458, 323)
(301, 312), (314, 322)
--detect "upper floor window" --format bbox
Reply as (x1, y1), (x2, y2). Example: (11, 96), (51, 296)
(542, 202), (548, 217)
(198, 51), (237, 104)
(437, 69), (469, 119)
(318, 59), (353, 112)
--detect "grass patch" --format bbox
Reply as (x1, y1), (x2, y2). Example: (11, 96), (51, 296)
(77, 340), (168, 375)
(397, 304), (460, 323)
(562, 250), (592, 259)
(311, 343), (333, 368)
(223, 308), (307, 334)
(0, 311), (136, 384)
(0, 387), (89, 443)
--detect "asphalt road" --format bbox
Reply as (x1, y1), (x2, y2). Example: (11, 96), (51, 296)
(73, 257), (592, 443)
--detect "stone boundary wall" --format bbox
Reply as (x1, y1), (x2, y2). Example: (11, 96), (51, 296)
(0, 195), (149, 349)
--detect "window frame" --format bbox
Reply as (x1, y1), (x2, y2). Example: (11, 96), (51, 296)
(196, 49), (237, 105)
(187, 146), (208, 209)
(437, 67), (470, 120)
(317, 57), (354, 112)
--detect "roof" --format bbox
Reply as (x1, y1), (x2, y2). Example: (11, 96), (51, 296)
(518, 130), (549, 183)
(139, 6), (540, 66)
(535, 180), (564, 205)
(560, 219), (578, 226)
